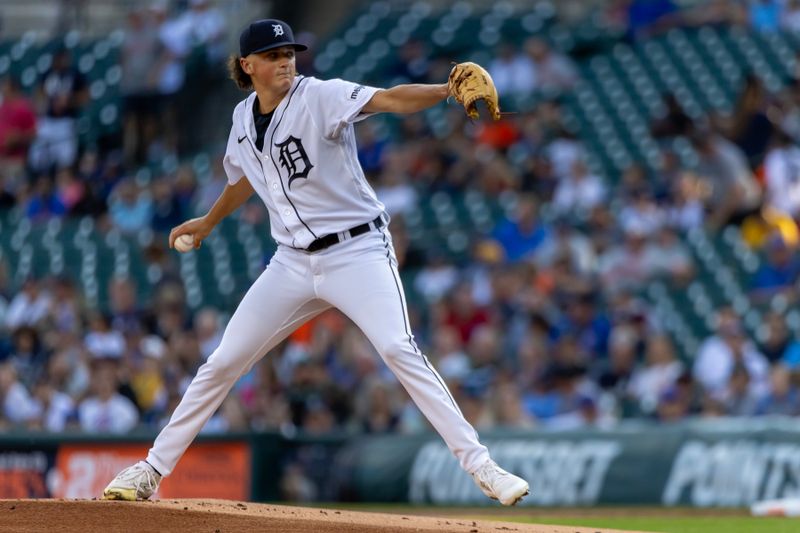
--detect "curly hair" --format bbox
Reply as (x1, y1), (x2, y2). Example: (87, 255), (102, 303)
(227, 55), (253, 91)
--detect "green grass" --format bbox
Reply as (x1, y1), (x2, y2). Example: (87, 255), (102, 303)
(311, 503), (800, 533)
(514, 516), (798, 533)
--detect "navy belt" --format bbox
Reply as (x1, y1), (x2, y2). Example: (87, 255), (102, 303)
(305, 215), (385, 252)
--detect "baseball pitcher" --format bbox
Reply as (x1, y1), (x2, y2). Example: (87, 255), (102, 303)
(103, 18), (527, 506)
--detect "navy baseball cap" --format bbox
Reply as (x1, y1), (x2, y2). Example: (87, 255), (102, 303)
(239, 19), (308, 56)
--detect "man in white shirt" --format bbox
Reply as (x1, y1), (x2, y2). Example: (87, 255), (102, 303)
(104, 18), (528, 506)
(763, 129), (800, 218)
(78, 359), (139, 434)
(693, 312), (769, 400)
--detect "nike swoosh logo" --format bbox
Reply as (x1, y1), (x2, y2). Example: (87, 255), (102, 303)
(237, 135), (247, 143)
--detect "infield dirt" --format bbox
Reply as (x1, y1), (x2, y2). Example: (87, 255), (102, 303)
(0, 499), (650, 532)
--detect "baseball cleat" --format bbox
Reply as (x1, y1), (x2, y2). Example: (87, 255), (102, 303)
(102, 461), (162, 501)
(471, 459), (529, 506)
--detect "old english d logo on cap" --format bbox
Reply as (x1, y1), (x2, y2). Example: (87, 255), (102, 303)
(239, 19), (308, 56)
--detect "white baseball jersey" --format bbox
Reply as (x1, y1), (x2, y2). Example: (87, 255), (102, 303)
(223, 75), (385, 249)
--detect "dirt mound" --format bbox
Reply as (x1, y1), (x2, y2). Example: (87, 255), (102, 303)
(0, 499), (645, 533)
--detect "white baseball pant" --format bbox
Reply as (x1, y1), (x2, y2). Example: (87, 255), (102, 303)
(146, 227), (490, 476)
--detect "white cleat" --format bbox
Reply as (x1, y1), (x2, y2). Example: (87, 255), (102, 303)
(471, 459), (529, 506)
(102, 461), (162, 501)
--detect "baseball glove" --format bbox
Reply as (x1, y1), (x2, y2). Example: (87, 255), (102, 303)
(448, 62), (501, 121)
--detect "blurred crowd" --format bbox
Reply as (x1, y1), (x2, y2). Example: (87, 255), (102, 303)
(1, 0), (800, 442)
(601, 0), (800, 40)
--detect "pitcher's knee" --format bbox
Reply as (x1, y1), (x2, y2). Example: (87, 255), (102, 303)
(205, 353), (246, 381)
(378, 339), (416, 364)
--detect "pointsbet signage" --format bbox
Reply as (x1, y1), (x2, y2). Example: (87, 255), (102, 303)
(409, 440), (622, 505)
(663, 440), (800, 507)
(347, 423), (800, 506)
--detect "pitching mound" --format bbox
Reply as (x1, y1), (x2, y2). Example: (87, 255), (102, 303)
(0, 499), (646, 533)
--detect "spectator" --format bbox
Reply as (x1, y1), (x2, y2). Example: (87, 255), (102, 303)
(429, 325), (471, 383)
(0, 173), (16, 210)
(596, 324), (639, 394)
(0, 76), (36, 186)
(25, 176), (66, 222)
(762, 128), (800, 220)
(130, 334), (167, 422)
(759, 311), (796, 364)
(522, 38), (578, 93)
(534, 217), (596, 275)
(463, 239), (504, 306)
(533, 364), (597, 429)
(656, 385), (691, 422)
(720, 363), (760, 416)
(354, 379), (401, 434)
(618, 189), (665, 237)
(780, 334), (800, 370)
(84, 312), (126, 360)
(150, 177), (185, 235)
(414, 252), (459, 304)
(109, 179), (154, 234)
(491, 194), (548, 262)
(666, 171), (708, 231)
(374, 148), (418, 217)
(108, 276), (144, 335)
(47, 274), (82, 334)
(120, 6), (162, 166)
(388, 39), (431, 84)
(463, 324), (502, 388)
(554, 291), (611, 359)
(55, 167), (87, 213)
(757, 364), (800, 416)
(150, 2), (191, 158)
(181, 0), (227, 65)
(193, 307), (223, 360)
(776, 78), (800, 143)
(5, 278), (52, 330)
(78, 359), (139, 433)
(598, 226), (661, 292)
(0, 360), (41, 426)
(628, 335), (684, 414)
(546, 128), (583, 180)
(650, 93), (694, 139)
(749, 0), (782, 33)
(7, 326), (45, 389)
(783, 0), (800, 32)
(489, 381), (535, 429)
(488, 42), (537, 96)
(690, 128), (761, 228)
(649, 226), (695, 285)
(356, 121), (389, 177)
(749, 237), (800, 303)
(201, 395), (248, 433)
(195, 157), (228, 214)
(740, 206), (799, 250)
(552, 159), (607, 217)
(441, 282), (491, 344)
(693, 311), (769, 399)
(172, 164), (197, 215)
(720, 75), (775, 167)
(28, 46), (88, 172)
(47, 345), (90, 400)
(30, 378), (75, 432)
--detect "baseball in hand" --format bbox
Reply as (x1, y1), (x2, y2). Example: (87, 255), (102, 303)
(174, 234), (195, 253)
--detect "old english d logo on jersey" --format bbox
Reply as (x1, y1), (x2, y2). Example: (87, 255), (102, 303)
(275, 135), (314, 188)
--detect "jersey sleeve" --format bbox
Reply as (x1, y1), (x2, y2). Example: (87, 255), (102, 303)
(222, 124), (245, 185)
(306, 78), (381, 139)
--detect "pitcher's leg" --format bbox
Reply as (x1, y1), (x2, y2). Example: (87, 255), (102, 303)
(146, 261), (328, 476)
(319, 249), (489, 473)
